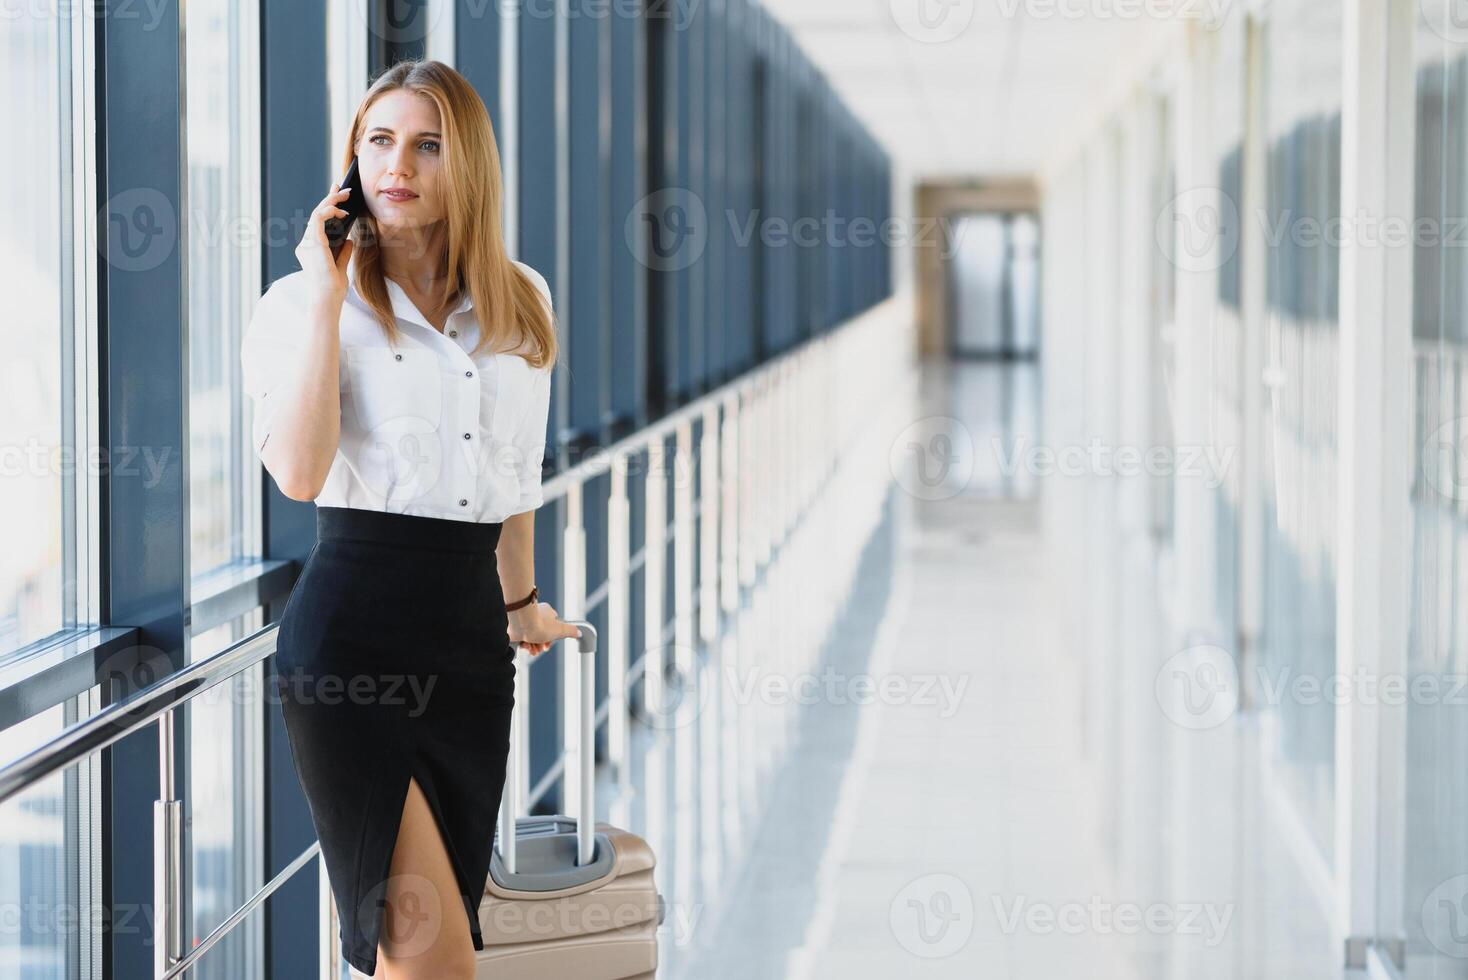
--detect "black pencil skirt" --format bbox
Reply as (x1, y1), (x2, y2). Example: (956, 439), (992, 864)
(273, 505), (515, 977)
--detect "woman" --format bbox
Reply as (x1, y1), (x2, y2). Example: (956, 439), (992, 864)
(240, 59), (580, 979)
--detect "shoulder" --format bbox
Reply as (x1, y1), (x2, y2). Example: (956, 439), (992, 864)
(253, 270), (310, 319)
(242, 273), (309, 349)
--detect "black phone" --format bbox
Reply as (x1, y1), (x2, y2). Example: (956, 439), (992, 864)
(324, 156), (365, 257)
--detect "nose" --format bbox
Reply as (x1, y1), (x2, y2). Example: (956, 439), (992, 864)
(385, 141), (414, 179)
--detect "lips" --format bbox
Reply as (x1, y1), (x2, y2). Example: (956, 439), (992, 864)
(382, 188), (418, 201)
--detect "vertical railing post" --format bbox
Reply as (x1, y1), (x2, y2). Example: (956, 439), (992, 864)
(739, 388), (756, 589)
(721, 393), (740, 615)
(319, 855), (336, 977)
(779, 360), (793, 542)
(607, 453), (631, 783)
(644, 439), (667, 713)
(699, 403), (721, 646)
(674, 419), (696, 678)
(499, 643), (531, 875)
(671, 423), (697, 934)
(755, 376), (772, 570)
(153, 709), (183, 979)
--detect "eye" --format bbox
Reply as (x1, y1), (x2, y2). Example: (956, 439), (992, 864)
(419, 140), (440, 153)
(369, 134), (389, 146)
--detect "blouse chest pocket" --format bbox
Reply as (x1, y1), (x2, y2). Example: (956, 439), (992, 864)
(344, 347), (442, 432)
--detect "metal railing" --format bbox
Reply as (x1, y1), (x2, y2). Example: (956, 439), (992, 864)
(0, 293), (907, 978)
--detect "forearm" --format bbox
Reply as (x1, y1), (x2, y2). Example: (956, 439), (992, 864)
(259, 299), (343, 499)
(496, 509), (536, 616)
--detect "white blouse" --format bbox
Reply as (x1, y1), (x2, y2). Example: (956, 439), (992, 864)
(240, 253), (554, 524)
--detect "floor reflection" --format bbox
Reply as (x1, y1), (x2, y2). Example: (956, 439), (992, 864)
(595, 358), (1342, 979)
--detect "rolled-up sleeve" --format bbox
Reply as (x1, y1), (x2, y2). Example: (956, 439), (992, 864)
(509, 364), (553, 515)
(239, 282), (303, 456)
(506, 260), (555, 516)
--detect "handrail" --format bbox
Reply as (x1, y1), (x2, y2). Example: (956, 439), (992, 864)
(0, 628), (278, 805)
(159, 839), (321, 980)
(537, 295), (902, 501)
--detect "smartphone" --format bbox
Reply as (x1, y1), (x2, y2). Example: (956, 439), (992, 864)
(324, 156), (365, 257)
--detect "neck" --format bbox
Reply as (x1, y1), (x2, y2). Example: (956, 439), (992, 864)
(377, 221), (450, 294)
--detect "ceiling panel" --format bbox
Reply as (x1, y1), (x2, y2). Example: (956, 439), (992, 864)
(758, 0), (1178, 180)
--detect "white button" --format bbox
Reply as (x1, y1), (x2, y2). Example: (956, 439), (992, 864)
(459, 498), (468, 506)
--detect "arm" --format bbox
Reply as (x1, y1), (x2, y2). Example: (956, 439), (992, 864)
(255, 297), (345, 500)
(243, 181), (357, 499)
(497, 508), (579, 656)
(495, 510), (576, 656)
(496, 268), (578, 655)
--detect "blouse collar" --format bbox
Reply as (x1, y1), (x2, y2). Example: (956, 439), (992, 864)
(345, 248), (473, 331)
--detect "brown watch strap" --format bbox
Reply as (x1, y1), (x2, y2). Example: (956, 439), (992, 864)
(505, 585), (538, 612)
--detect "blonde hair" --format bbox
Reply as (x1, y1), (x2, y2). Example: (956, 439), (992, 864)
(340, 59), (556, 370)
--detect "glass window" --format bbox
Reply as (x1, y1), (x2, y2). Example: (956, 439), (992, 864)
(1381, 2), (1468, 973)
(0, 0), (100, 663)
(1258, 0), (1343, 863)
(187, 0), (261, 577)
(1211, 15), (1247, 659)
(0, 701), (103, 977)
(182, 5), (266, 975)
(187, 615), (266, 979)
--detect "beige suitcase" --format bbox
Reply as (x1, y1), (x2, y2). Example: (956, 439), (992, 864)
(476, 623), (664, 978)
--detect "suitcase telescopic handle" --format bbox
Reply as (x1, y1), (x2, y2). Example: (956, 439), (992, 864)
(497, 620), (599, 873)
(571, 621), (597, 866)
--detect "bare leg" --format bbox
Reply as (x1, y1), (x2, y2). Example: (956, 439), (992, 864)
(370, 774), (477, 980)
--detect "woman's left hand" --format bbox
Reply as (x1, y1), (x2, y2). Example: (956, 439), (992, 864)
(507, 601), (582, 657)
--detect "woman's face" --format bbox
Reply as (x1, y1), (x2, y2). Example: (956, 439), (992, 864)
(356, 89), (448, 238)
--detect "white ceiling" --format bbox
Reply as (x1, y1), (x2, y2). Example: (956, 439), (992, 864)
(759, 0), (1180, 182)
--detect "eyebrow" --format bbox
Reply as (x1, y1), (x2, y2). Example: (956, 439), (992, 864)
(366, 126), (441, 138)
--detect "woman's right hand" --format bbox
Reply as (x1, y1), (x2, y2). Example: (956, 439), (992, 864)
(295, 183), (355, 308)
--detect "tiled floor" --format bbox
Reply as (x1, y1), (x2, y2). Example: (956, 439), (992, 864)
(604, 360), (1344, 979)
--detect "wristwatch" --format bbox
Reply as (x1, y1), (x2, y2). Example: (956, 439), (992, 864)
(505, 585), (538, 612)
